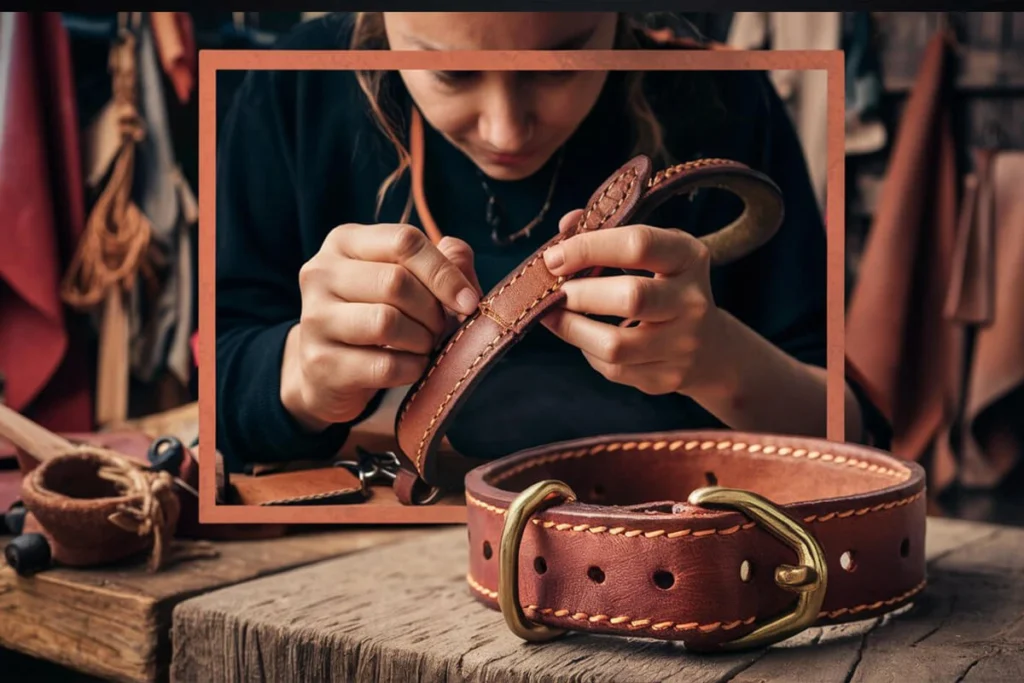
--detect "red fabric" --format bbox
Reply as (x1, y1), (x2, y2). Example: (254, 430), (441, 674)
(845, 30), (961, 486)
(0, 12), (92, 432)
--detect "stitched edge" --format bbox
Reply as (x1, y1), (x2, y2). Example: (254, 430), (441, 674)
(465, 489), (924, 537)
(466, 574), (928, 633)
(256, 487), (364, 505)
(403, 167), (641, 476)
(489, 437), (911, 485)
(647, 158), (739, 189)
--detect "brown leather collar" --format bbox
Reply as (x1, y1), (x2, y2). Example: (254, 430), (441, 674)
(463, 430), (926, 650)
(394, 154), (785, 500)
(390, 153), (927, 649)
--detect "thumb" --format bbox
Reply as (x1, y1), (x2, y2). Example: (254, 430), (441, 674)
(558, 209), (585, 234)
(438, 236), (483, 296)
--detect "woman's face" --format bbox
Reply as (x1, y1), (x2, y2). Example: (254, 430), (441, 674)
(383, 12), (618, 181)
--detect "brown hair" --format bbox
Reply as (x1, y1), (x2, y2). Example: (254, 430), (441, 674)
(350, 12), (687, 221)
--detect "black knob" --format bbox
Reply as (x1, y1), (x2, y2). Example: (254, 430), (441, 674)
(4, 506), (26, 535)
(5, 533), (52, 576)
(147, 436), (185, 475)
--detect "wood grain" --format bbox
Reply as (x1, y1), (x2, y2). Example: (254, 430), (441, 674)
(0, 528), (417, 683)
(170, 517), (1024, 683)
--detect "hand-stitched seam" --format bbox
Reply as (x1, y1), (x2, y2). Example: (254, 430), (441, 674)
(257, 487), (363, 505)
(408, 168), (640, 476)
(396, 316), (479, 428)
(476, 300), (513, 333)
(465, 489), (924, 536)
(466, 574), (927, 633)
(647, 158), (738, 189)
(489, 437), (911, 485)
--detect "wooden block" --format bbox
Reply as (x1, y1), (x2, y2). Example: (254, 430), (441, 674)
(0, 528), (418, 683)
(170, 517), (1024, 683)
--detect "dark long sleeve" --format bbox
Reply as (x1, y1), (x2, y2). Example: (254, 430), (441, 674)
(214, 69), (380, 472)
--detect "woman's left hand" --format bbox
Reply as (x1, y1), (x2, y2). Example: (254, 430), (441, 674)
(539, 209), (723, 396)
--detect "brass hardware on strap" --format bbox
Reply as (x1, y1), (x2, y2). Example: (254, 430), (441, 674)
(687, 485), (828, 650)
(498, 480), (577, 642)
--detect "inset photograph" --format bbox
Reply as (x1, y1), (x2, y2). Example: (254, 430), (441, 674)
(202, 12), (857, 523)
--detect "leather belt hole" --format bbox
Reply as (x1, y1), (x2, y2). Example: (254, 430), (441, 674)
(534, 557), (547, 575)
(483, 541), (493, 560)
(739, 560), (753, 583)
(840, 550), (857, 572)
(900, 538), (910, 558)
(653, 570), (675, 590)
(590, 484), (606, 501)
(704, 471), (718, 487)
(587, 566), (605, 584)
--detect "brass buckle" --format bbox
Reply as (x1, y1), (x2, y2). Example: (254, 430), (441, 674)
(688, 485), (828, 650)
(497, 481), (827, 650)
(498, 480), (577, 642)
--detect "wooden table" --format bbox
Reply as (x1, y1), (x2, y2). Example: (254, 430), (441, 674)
(0, 400), (424, 682)
(0, 528), (418, 682)
(171, 517), (1024, 683)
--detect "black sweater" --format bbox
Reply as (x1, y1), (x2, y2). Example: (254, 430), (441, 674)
(215, 13), (887, 473)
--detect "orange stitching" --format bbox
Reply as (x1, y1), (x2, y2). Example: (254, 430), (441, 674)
(488, 437), (911, 485)
(647, 158), (738, 189)
(465, 574), (928, 633)
(405, 167), (640, 475)
(396, 316), (479, 427)
(464, 488), (924, 537)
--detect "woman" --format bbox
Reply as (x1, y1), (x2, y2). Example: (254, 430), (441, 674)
(216, 12), (888, 474)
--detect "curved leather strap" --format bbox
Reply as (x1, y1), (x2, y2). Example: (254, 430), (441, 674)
(394, 154), (784, 501)
(463, 430), (927, 650)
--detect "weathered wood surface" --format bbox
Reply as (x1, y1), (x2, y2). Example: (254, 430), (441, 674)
(171, 517), (1024, 683)
(0, 528), (417, 683)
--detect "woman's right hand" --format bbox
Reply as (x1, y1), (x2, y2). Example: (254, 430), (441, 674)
(280, 223), (483, 432)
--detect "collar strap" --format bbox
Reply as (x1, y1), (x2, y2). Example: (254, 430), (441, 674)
(394, 154), (784, 499)
(464, 430), (927, 651)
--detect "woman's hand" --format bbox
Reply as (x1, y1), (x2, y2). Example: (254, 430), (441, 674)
(540, 209), (726, 398)
(281, 223), (482, 432)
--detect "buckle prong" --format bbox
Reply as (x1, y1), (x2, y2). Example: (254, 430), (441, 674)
(688, 485), (828, 650)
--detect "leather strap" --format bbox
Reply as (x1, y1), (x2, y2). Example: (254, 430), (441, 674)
(394, 154), (784, 501)
(463, 430), (927, 650)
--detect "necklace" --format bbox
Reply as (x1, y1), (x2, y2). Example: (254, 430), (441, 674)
(477, 148), (565, 246)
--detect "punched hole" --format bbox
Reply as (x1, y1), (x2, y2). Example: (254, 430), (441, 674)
(653, 570), (675, 590)
(534, 557), (547, 575)
(900, 538), (910, 558)
(591, 484), (606, 500)
(587, 566), (605, 584)
(483, 541), (492, 560)
(840, 550), (857, 572)
(739, 560), (753, 583)
(704, 471), (718, 487)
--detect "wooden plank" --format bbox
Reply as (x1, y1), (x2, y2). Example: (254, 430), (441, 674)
(170, 517), (1024, 683)
(0, 528), (417, 683)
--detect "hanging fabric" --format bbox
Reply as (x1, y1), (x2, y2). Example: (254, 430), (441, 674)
(0, 12), (92, 432)
(131, 16), (197, 399)
(943, 149), (1024, 489)
(149, 12), (196, 105)
(845, 26), (962, 491)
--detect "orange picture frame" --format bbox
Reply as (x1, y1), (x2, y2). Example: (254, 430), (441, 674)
(198, 48), (846, 525)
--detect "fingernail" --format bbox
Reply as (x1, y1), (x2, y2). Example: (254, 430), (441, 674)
(456, 287), (480, 316)
(544, 246), (564, 271)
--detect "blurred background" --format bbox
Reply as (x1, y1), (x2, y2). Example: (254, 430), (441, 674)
(1, 10), (1023, 681)
(2, 10), (1022, 520)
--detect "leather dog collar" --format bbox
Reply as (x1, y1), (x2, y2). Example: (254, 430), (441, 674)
(391, 154), (927, 649)
(463, 431), (927, 651)
(394, 154), (785, 501)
